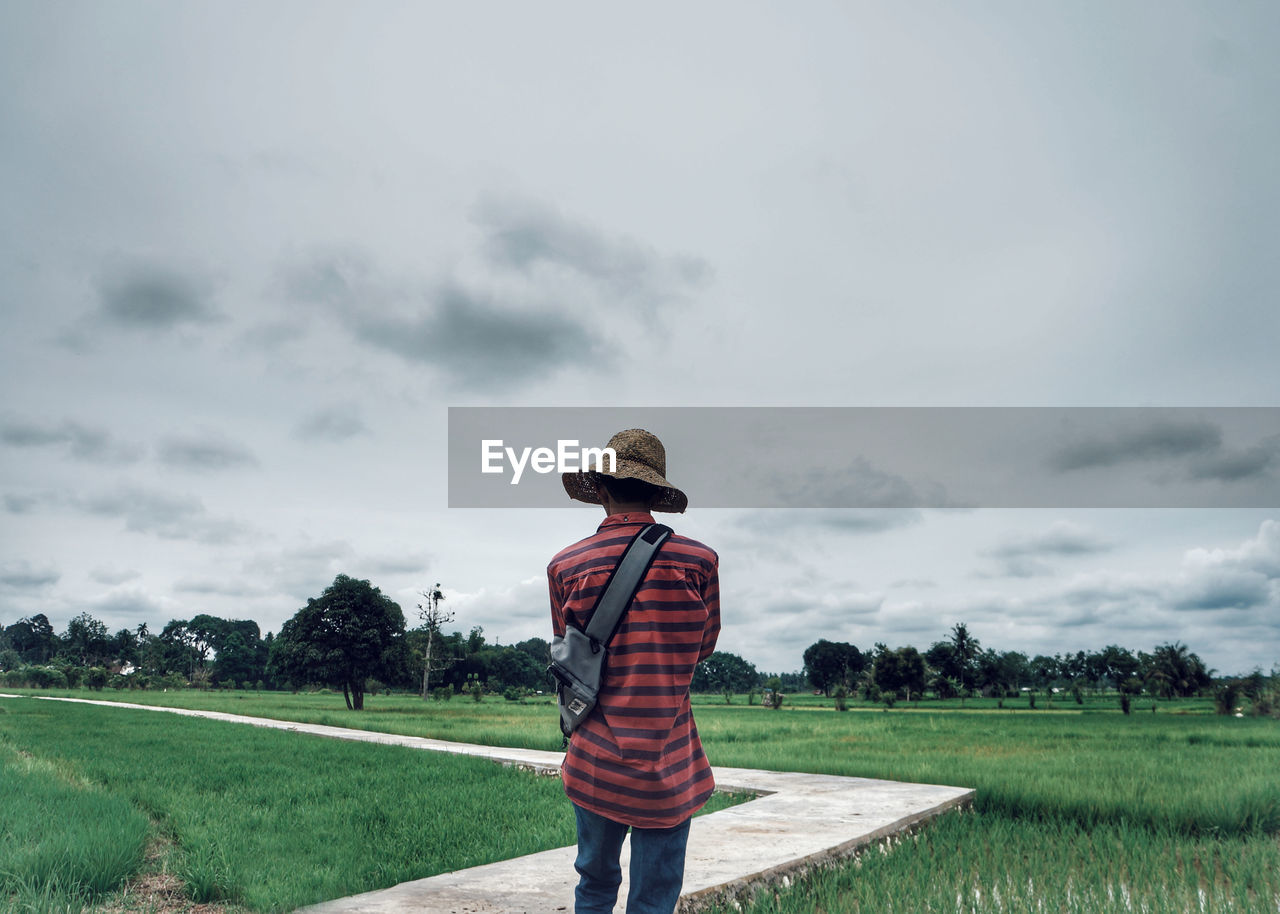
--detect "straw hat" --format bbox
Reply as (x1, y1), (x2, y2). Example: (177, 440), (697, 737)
(561, 428), (688, 513)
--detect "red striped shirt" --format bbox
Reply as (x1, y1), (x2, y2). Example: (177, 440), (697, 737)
(548, 511), (720, 828)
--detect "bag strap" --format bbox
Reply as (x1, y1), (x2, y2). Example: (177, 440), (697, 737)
(582, 523), (672, 648)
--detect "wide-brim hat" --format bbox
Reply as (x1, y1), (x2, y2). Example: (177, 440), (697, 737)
(561, 428), (688, 513)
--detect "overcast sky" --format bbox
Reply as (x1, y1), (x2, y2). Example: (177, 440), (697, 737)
(2, 2), (1278, 676)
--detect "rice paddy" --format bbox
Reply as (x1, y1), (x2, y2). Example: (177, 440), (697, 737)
(3, 688), (1277, 913)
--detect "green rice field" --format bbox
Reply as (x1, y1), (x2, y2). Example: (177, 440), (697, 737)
(3, 688), (1278, 913)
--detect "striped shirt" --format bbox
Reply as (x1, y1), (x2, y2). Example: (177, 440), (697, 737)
(548, 511), (720, 829)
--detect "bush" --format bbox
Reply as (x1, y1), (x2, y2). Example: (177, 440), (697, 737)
(109, 674), (129, 690)
(432, 686), (453, 702)
(1120, 692), (1132, 715)
(1214, 681), (1242, 716)
(54, 665), (83, 689)
(833, 686), (849, 712)
(503, 687), (526, 702)
(160, 672), (187, 691)
(763, 677), (784, 710)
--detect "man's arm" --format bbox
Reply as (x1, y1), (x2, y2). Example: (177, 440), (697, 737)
(697, 559), (720, 662)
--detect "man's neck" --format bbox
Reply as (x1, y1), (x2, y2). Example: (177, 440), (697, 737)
(601, 495), (652, 517)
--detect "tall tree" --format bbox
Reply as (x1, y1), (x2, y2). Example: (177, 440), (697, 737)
(62, 612), (111, 666)
(415, 583), (453, 699)
(4, 614), (58, 663)
(949, 623), (980, 692)
(269, 574), (406, 710)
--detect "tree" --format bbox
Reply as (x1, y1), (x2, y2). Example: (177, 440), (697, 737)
(872, 646), (926, 703)
(4, 614), (58, 664)
(415, 583), (454, 699)
(693, 651), (760, 693)
(62, 612), (111, 667)
(269, 574), (406, 710)
(949, 623), (980, 692)
(1098, 644), (1140, 690)
(802, 640), (864, 696)
(1145, 642), (1212, 699)
(214, 631), (261, 686)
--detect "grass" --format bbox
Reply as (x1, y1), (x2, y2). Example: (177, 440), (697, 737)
(0, 733), (150, 904)
(7, 688), (1279, 912)
(0, 695), (743, 913)
(24, 688), (1279, 836)
(714, 810), (1280, 913)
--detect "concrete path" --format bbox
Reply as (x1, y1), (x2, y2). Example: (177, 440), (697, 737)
(1, 694), (974, 913)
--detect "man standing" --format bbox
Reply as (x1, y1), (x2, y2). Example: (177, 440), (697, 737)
(548, 428), (720, 914)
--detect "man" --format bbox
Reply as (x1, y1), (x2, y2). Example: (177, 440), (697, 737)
(548, 428), (721, 914)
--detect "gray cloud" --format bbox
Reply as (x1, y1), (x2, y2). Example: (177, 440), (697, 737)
(890, 577), (937, 589)
(0, 418), (144, 464)
(89, 587), (170, 622)
(276, 247), (375, 310)
(1048, 420), (1222, 472)
(0, 561), (60, 589)
(174, 578), (269, 598)
(732, 508), (922, 536)
(1172, 570), (1271, 611)
(277, 246), (612, 391)
(243, 541), (355, 602)
(89, 567), (142, 585)
(157, 434), (258, 471)
(294, 405), (369, 442)
(475, 197), (711, 315)
(982, 521), (1114, 578)
(358, 553), (432, 576)
(76, 486), (246, 544)
(352, 286), (608, 391)
(1188, 440), (1279, 482)
(96, 260), (221, 329)
(1173, 519), (1280, 611)
(3, 493), (53, 514)
(235, 320), (309, 351)
(763, 456), (955, 510)
(1059, 577), (1160, 610)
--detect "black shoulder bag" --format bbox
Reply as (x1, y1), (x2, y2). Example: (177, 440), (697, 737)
(548, 523), (672, 738)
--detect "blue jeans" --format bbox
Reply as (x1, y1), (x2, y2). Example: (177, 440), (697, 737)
(572, 803), (691, 914)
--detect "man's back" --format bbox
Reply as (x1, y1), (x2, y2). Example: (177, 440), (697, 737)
(548, 510), (720, 829)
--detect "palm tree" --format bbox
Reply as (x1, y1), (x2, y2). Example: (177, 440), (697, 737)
(1148, 642), (1213, 699)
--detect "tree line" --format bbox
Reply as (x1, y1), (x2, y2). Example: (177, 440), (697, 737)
(0, 575), (553, 703)
(796, 623), (1228, 705)
(3, 577), (1263, 711)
